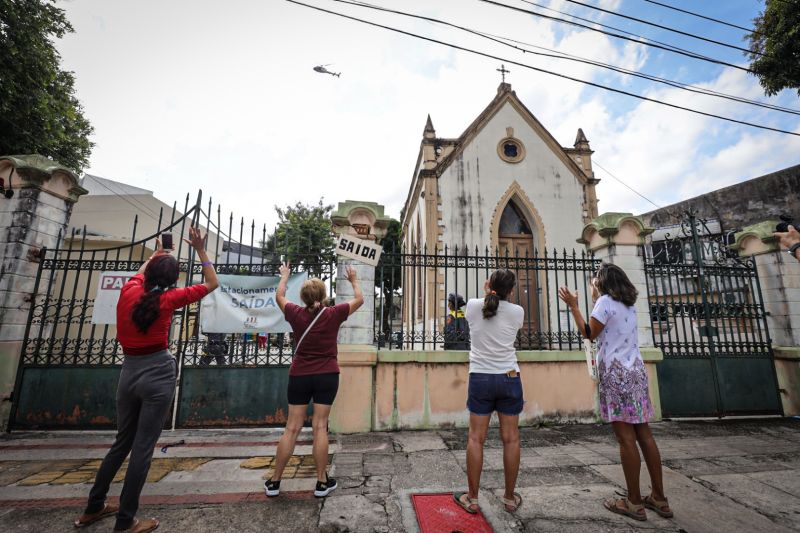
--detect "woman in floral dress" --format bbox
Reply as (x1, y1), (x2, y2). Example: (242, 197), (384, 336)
(559, 263), (672, 522)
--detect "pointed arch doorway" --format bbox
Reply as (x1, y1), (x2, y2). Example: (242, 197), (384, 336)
(497, 198), (540, 348)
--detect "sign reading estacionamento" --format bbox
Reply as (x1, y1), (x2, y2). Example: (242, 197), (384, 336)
(92, 271), (138, 324)
(336, 234), (383, 267)
(200, 272), (307, 333)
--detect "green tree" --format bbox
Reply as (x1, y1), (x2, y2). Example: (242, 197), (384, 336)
(747, 0), (800, 96)
(263, 199), (336, 279)
(0, 0), (93, 172)
(376, 220), (402, 343)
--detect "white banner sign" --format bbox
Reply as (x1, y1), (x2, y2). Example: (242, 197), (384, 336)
(336, 234), (383, 267)
(91, 271), (139, 324)
(200, 273), (307, 333)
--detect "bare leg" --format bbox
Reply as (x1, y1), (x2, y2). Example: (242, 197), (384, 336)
(311, 403), (332, 482)
(270, 404), (308, 481)
(466, 413), (491, 500)
(611, 422), (642, 505)
(634, 423), (668, 502)
(498, 413), (520, 501)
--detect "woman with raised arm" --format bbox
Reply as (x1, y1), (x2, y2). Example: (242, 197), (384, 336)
(454, 269), (525, 515)
(558, 263), (672, 522)
(265, 263), (363, 499)
(74, 227), (218, 533)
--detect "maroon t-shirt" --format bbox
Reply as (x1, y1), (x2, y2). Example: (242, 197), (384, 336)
(284, 302), (350, 376)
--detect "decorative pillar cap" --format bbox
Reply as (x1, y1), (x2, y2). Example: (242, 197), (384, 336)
(0, 154), (88, 203)
(730, 220), (780, 256)
(331, 200), (394, 240)
(578, 212), (654, 251)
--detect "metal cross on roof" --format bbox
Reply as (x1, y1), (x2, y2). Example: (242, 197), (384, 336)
(497, 64), (510, 83)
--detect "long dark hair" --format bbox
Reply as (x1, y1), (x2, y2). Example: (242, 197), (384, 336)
(482, 269), (516, 319)
(131, 255), (179, 333)
(595, 263), (638, 306)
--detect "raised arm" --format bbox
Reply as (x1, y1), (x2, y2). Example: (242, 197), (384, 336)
(276, 262), (290, 313)
(184, 226), (219, 293)
(345, 265), (364, 316)
(558, 286), (604, 341)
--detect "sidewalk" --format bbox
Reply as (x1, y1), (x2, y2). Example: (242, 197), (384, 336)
(1, 419), (799, 532)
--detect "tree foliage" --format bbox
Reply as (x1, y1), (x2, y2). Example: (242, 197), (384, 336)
(376, 219), (402, 339)
(263, 199), (336, 279)
(747, 0), (800, 96)
(0, 0), (93, 172)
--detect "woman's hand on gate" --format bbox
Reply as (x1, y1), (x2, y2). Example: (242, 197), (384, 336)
(558, 286), (579, 309)
(152, 238), (171, 257)
(346, 265), (358, 283)
(279, 262), (291, 280)
(183, 226), (206, 251)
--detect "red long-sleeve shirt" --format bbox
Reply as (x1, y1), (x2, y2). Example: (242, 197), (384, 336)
(116, 274), (209, 355)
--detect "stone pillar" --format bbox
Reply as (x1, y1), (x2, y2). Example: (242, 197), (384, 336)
(0, 155), (87, 428)
(328, 201), (392, 433)
(732, 221), (800, 415)
(578, 212), (663, 420)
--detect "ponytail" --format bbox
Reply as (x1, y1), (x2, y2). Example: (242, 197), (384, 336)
(482, 269), (516, 319)
(131, 290), (163, 333)
(130, 255), (179, 333)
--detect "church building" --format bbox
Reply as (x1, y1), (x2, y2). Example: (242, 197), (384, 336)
(399, 80), (601, 344)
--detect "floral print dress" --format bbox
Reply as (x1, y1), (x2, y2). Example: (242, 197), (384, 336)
(591, 295), (654, 424)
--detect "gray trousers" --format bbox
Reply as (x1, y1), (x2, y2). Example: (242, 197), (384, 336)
(86, 350), (176, 531)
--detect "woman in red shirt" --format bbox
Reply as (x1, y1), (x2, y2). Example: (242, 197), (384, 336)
(264, 263), (363, 499)
(74, 227), (218, 533)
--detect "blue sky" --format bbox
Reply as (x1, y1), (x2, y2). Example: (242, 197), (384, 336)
(56, 0), (799, 229)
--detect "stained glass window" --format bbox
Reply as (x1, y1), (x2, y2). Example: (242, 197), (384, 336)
(499, 200), (532, 235)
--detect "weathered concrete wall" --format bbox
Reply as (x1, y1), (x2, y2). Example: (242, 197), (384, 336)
(641, 164), (800, 231)
(775, 348), (800, 417)
(438, 101), (586, 251)
(329, 348), (663, 434)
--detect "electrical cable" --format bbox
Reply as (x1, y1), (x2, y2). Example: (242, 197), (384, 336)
(288, 0), (800, 137)
(481, 0), (752, 73)
(344, 0), (800, 116)
(593, 160), (662, 209)
(558, 0), (762, 56)
(639, 0), (759, 35)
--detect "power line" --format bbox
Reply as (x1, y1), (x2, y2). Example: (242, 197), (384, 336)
(639, 0), (758, 35)
(344, 0), (800, 116)
(593, 160), (662, 209)
(288, 0), (800, 137)
(559, 0), (760, 56)
(481, 0), (752, 73)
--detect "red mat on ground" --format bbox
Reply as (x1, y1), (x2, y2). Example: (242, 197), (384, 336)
(411, 493), (493, 533)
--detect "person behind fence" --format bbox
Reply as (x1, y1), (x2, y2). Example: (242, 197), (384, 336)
(200, 332), (227, 366)
(74, 227), (218, 533)
(454, 269), (525, 515)
(264, 263), (363, 499)
(558, 263), (672, 522)
(444, 292), (470, 350)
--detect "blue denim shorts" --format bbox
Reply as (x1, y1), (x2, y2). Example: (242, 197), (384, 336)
(467, 372), (524, 416)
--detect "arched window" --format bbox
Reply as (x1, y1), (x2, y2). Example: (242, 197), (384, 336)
(499, 200), (532, 235)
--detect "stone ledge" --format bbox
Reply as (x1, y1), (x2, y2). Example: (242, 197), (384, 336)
(376, 347), (663, 364)
(774, 347), (800, 360)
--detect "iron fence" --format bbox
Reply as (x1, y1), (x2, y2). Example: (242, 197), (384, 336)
(374, 246), (601, 351)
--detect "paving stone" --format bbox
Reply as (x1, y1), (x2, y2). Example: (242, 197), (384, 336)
(318, 494), (388, 533)
(390, 432), (447, 453)
(240, 456), (272, 469)
(16, 471), (64, 486)
(0, 462), (51, 486)
(707, 453), (787, 473)
(747, 469), (800, 498)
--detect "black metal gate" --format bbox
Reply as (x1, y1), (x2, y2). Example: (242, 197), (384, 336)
(9, 191), (334, 430)
(644, 212), (783, 418)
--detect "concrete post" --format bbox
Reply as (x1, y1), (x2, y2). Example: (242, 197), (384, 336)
(732, 221), (800, 415)
(0, 155), (87, 428)
(328, 200), (393, 433)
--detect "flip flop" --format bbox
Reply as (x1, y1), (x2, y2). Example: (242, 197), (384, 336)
(502, 492), (523, 512)
(74, 503), (119, 528)
(453, 492), (480, 514)
(114, 517), (160, 533)
(603, 497), (647, 521)
(643, 494), (673, 518)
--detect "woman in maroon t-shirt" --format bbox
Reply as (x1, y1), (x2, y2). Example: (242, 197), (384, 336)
(74, 227), (218, 533)
(264, 263), (363, 499)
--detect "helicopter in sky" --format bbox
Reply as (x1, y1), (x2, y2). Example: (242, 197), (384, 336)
(313, 64), (340, 78)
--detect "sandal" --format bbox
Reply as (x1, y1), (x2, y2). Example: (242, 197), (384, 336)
(643, 494), (673, 518)
(502, 492), (522, 513)
(453, 492), (480, 514)
(114, 517), (160, 533)
(603, 498), (647, 521)
(74, 503), (119, 528)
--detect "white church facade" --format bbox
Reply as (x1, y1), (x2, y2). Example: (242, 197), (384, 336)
(399, 82), (600, 345)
